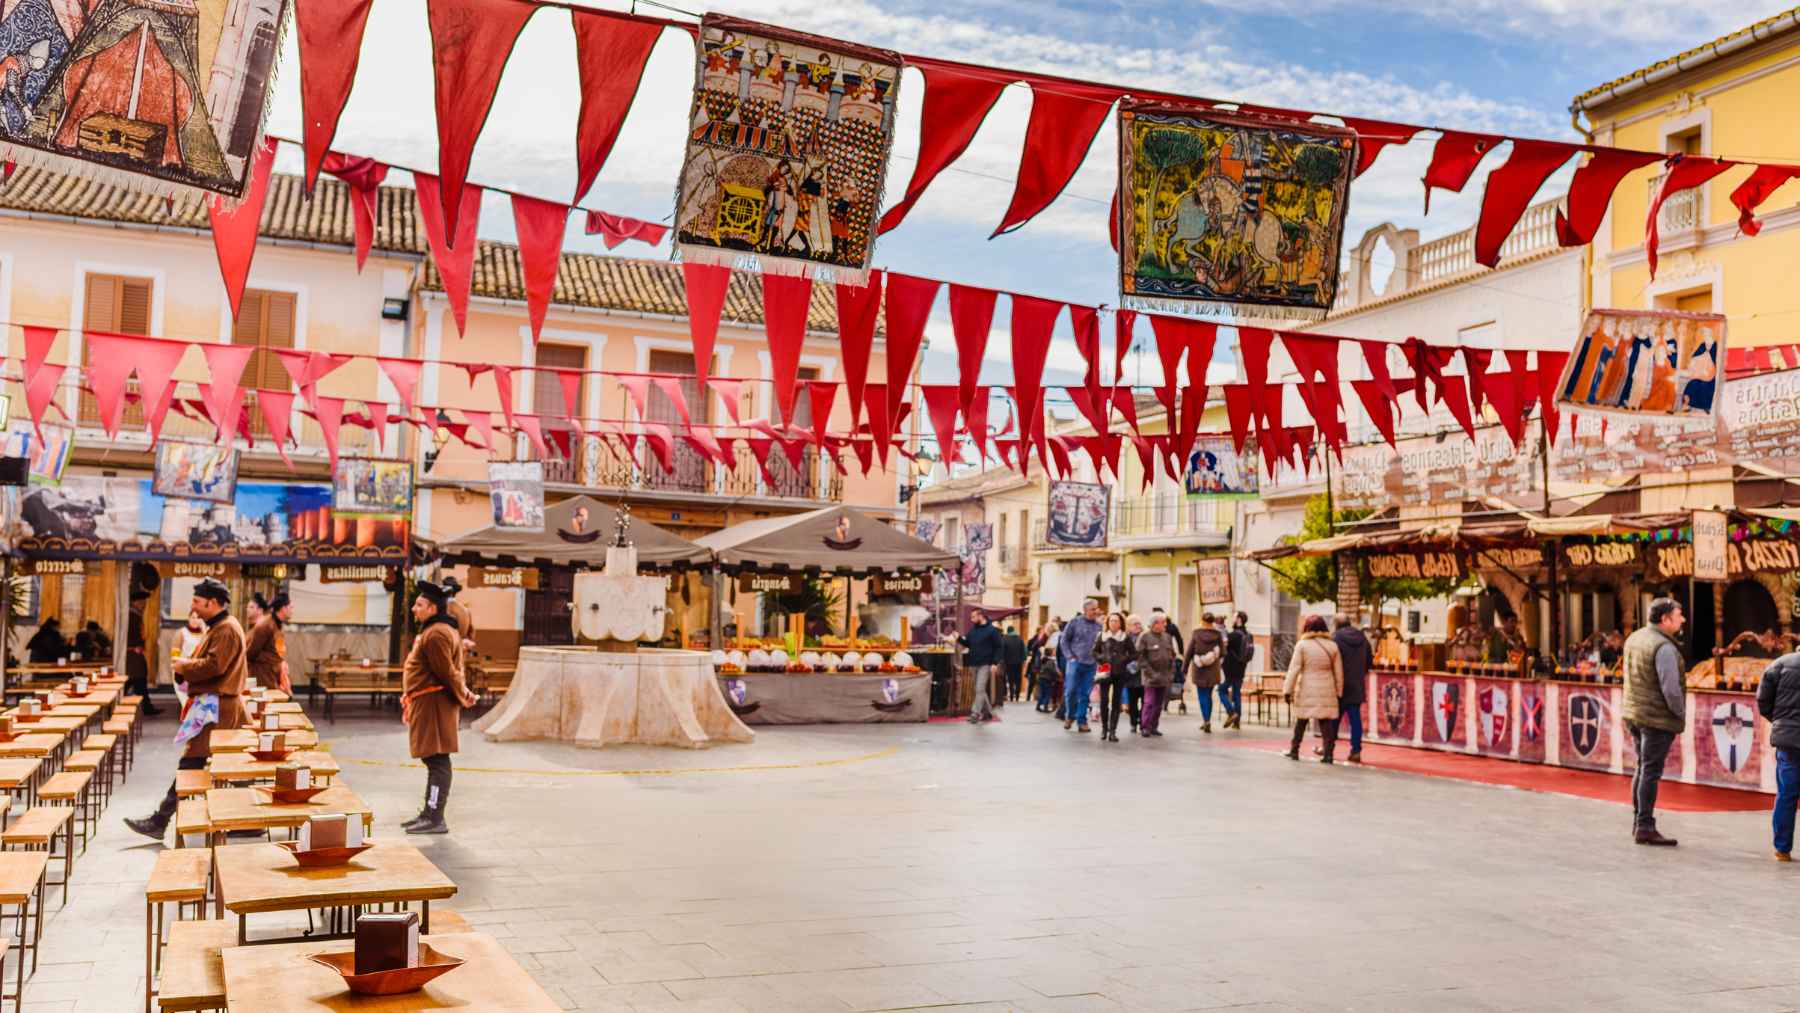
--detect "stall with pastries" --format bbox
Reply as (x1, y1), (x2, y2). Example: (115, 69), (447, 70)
(695, 505), (960, 724)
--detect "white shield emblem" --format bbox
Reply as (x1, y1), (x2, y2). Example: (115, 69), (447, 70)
(1479, 686), (1508, 746)
(1431, 682), (1458, 741)
(727, 679), (748, 706)
(1711, 701), (1756, 773)
(882, 678), (901, 704)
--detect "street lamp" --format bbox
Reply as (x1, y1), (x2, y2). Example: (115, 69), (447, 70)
(899, 447), (937, 503)
(423, 409), (452, 473)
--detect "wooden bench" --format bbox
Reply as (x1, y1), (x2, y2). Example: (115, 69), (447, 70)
(318, 666), (404, 723)
(155, 919), (234, 1013)
(0, 851), (45, 1010)
(146, 851), (213, 1013)
(174, 770), (210, 800)
(174, 801), (209, 850)
(37, 772), (94, 853)
(103, 717), (136, 772)
(1, 808), (73, 907)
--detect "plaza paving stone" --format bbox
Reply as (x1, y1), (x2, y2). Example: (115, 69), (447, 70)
(26, 694), (1800, 1011)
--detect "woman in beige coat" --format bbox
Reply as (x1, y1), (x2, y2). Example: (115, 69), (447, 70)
(1283, 615), (1345, 763)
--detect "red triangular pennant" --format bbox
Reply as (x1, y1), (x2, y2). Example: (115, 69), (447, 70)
(377, 358), (423, 418)
(682, 261), (729, 388)
(570, 10), (662, 203)
(127, 335), (188, 443)
(296, 0), (375, 193)
(1474, 140), (1577, 267)
(1113, 309), (1137, 387)
(948, 283), (998, 416)
(1421, 130), (1501, 214)
(1556, 148), (1663, 247)
(257, 388), (296, 469)
(806, 381), (839, 437)
(1350, 380), (1397, 448)
(321, 153), (389, 271)
(651, 376), (691, 429)
(200, 344), (257, 441)
(920, 385), (962, 464)
(619, 374), (651, 419)
(708, 378), (744, 425)
(835, 271), (882, 429)
(425, 0), (536, 236)
(413, 174), (483, 336)
(879, 60), (1010, 234)
(761, 273), (813, 426)
(993, 79), (1120, 236)
(1009, 293), (1062, 461)
(884, 273), (940, 428)
(510, 194), (569, 343)
(82, 333), (140, 438)
(207, 139), (277, 320)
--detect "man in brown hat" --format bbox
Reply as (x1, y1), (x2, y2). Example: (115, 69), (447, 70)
(126, 577), (248, 840)
(402, 581), (477, 835)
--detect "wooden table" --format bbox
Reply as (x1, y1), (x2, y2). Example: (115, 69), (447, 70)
(263, 702), (303, 715)
(218, 932), (557, 1010)
(208, 728), (320, 752)
(0, 734), (66, 764)
(212, 841), (456, 944)
(208, 751), (341, 785)
(202, 786), (371, 837)
(0, 759), (42, 808)
(0, 851), (47, 1006)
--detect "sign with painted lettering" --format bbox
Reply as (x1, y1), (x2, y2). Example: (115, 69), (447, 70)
(1692, 511), (1729, 582)
(1364, 550), (1464, 582)
(1197, 556), (1234, 603)
(320, 565), (393, 584)
(1472, 546), (1547, 572)
(19, 559), (82, 576)
(170, 561), (227, 578)
(1332, 419), (1544, 510)
(738, 573), (803, 595)
(1560, 542), (1642, 570)
(869, 573), (932, 596)
(469, 567), (540, 590)
(1651, 539), (1800, 582)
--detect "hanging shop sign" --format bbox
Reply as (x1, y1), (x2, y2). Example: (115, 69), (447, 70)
(1650, 539), (1800, 582)
(1471, 546), (1547, 572)
(869, 573), (932, 596)
(1553, 367), (1800, 483)
(468, 566), (540, 590)
(18, 559), (83, 577)
(1197, 556), (1234, 604)
(1363, 549), (1464, 582)
(241, 564), (293, 580)
(1559, 542), (1643, 571)
(1333, 419), (1543, 510)
(169, 561), (228, 578)
(738, 573), (804, 595)
(1692, 511), (1729, 582)
(320, 564), (394, 584)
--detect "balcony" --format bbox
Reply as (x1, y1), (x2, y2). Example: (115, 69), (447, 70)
(69, 384), (380, 459)
(1648, 172), (1701, 234)
(1110, 495), (1233, 546)
(997, 543), (1029, 575)
(534, 436), (844, 502)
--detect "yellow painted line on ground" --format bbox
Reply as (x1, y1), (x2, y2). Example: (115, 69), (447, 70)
(335, 745), (902, 778)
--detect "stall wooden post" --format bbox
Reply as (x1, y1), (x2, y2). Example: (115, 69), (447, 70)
(112, 562), (129, 676)
(709, 567), (723, 651)
(843, 574), (853, 640)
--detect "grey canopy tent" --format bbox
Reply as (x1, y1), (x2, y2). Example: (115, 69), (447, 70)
(695, 505), (959, 575)
(437, 495), (711, 570)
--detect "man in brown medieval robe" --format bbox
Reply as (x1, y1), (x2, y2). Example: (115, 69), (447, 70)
(402, 581), (476, 835)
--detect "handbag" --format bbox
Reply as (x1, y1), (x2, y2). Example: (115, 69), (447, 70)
(1096, 664), (1112, 682)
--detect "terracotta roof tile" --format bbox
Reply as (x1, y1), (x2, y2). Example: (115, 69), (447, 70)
(0, 166), (852, 329)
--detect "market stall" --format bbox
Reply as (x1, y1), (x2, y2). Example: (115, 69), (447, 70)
(695, 506), (960, 724)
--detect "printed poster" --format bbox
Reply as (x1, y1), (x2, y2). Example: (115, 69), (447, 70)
(1374, 673), (1415, 743)
(1692, 692), (1764, 788)
(1423, 677), (1465, 747)
(487, 461), (545, 532)
(153, 441), (238, 504)
(1516, 682), (1546, 763)
(1184, 436), (1258, 498)
(0, 0), (290, 198)
(1045, 481), (1110, 548)
(1559, 688), (1615, 772)
(1473, 678), (1514, 757)
(0, 420), (71, 485)
(332, 459), (412, 518)
(1554, 308), (1724, 419)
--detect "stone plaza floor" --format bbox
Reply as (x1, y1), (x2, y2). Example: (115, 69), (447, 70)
(27, 694), (1800, 1011)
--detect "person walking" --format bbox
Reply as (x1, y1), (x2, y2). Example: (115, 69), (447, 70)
(1096, 613), (1137, 743)
(1332, 615), (1372, 763)
(1136, 614), (1179, 736)
(1031, 622), (1060, 713)
(1283, 615), (1344, 763)
(1219, 611), (1252, 729)
(959, 608), (1003, 724)
(401, 581), (479, 835)
(1757, 647), (1800, 861)
(1153, 608), (1187, 715)
(245, 593), (293, 693)
(1002, 624), (1026, 702)
(126, 578), (249, 841)
(1185, 613), (1226, 733)
(1060, 601), (1103, 732)
(1125, 615), (1147, 733)
(1623, 598), (1687, 847)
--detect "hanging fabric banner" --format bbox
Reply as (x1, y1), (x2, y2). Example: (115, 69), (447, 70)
(0, 0), (291, 199)
(1117, 103), (1355, 320)
(1552, 308), (1726, 420)
(674, 15), (902, 281)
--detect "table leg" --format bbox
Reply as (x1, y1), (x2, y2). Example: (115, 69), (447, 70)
(422, 899), (430, 934)
(238, 913), (246, 946)
(143, 902), (153, 1013)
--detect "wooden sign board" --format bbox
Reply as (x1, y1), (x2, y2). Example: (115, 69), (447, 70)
(1196, 556), (1233, 604)
(738, 573), (802, 595)
(469, 567), (540, 590)
(1651, 538), (1800, 582)
(19, 559), (83, 576)
(1471, 546), (1547, 572)
(241, 564), (293, 580)
(320, 564), (392, 584)
(1560, 541), (1641, 570)
(169, 561), (227, 578)
(1363, 549), (1464, 582)
(1692, 510), (1728, 582)
(870, 573), (932, 596)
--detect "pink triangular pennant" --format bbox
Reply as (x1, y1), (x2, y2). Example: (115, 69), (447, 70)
(511, 194), (568, 343)
(377, 357), (423, 418)
(207, 139), (277, 320)
(200, 344), (257, 441)
(413, 174), (483, 336)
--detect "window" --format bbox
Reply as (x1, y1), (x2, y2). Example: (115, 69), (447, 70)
(1675, 291), (1713, 314)
(233, 290), (296, 436)
(79, 273), (152, 427)
(997, 512), (1008, 548)
(646, 349), (708, 491)
(1667, 127), (1703, 155)
(943, 516), (960, 549)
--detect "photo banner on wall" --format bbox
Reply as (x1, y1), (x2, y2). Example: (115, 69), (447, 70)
(332, 459), (413, 519)
(1332, 418), (1544, 511)
(1117, 103), (1355, 320)
(12, 476), (405, 564)
(1184, 436), (1259, 498)
(0, 419), (71, 485)
(1551, 365), (1800, 483)
(153, 441), (239, 505)
(0, 1), (291, 198)
(674, 15), (902, 281)
(487, 461), (545, 532)
(1046, 481), (1111, 548)
(1553, 308), (1725, 419)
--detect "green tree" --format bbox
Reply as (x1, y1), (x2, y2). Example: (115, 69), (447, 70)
(767, 578), (844, 639)
(1140, 126), (1210, 256)
(1269, 494), (1463, 609)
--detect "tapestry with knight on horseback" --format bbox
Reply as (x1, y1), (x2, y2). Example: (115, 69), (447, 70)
(1117, 102), (1356, 320)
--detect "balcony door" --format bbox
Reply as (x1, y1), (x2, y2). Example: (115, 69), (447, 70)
(79, 274), (153, 428)
(233, 290), (296, 438)
(533, 343), (587, 484)
(644, 350), (709, 492)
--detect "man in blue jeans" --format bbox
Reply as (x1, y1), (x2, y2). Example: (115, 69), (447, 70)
(1756, 647), (1800, 860)
(1060, 599), (1103, 733)
(1332, 615), (1372, 763)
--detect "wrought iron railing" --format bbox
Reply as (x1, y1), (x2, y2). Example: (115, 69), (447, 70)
(533, 437), (843, 502)
(1648, 172), (1701, 233)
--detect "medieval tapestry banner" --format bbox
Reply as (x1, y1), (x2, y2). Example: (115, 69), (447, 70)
(1553, 308), (1725, 419)
(0, 0), (289, 198)
(1046, 481), (1110, 548)
(1332, 419), (1544, 511)
(1117, 103), (1355, 319)
(674, 15), (901, 280)
(1184, 436), (1259, 498)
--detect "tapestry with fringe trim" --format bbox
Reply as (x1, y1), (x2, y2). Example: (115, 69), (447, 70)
(0, 0), (289, 199)
(674, 15), (901, 282)
(1118, 103), (1355, 321)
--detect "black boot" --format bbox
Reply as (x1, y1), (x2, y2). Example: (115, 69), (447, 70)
(407, 759), (452, 835)
(126, 785), (179, 841)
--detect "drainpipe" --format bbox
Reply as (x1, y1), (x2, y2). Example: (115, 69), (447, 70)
(1570, 109), (1597, 318)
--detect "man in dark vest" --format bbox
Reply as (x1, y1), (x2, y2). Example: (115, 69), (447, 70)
(1623, 598), (1687, 847)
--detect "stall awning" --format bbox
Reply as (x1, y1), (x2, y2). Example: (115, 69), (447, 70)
(437, 495), (711, 569)
(695, 505), (959, 574)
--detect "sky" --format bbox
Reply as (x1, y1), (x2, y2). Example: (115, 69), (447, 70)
(260, 0), (1795, 394)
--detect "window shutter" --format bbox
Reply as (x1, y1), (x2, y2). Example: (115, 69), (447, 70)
(80, 274), (153, 427)
(118, 280), (152, 335)
(83, 276), (119, 332)
(532, 343), (586, 417)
